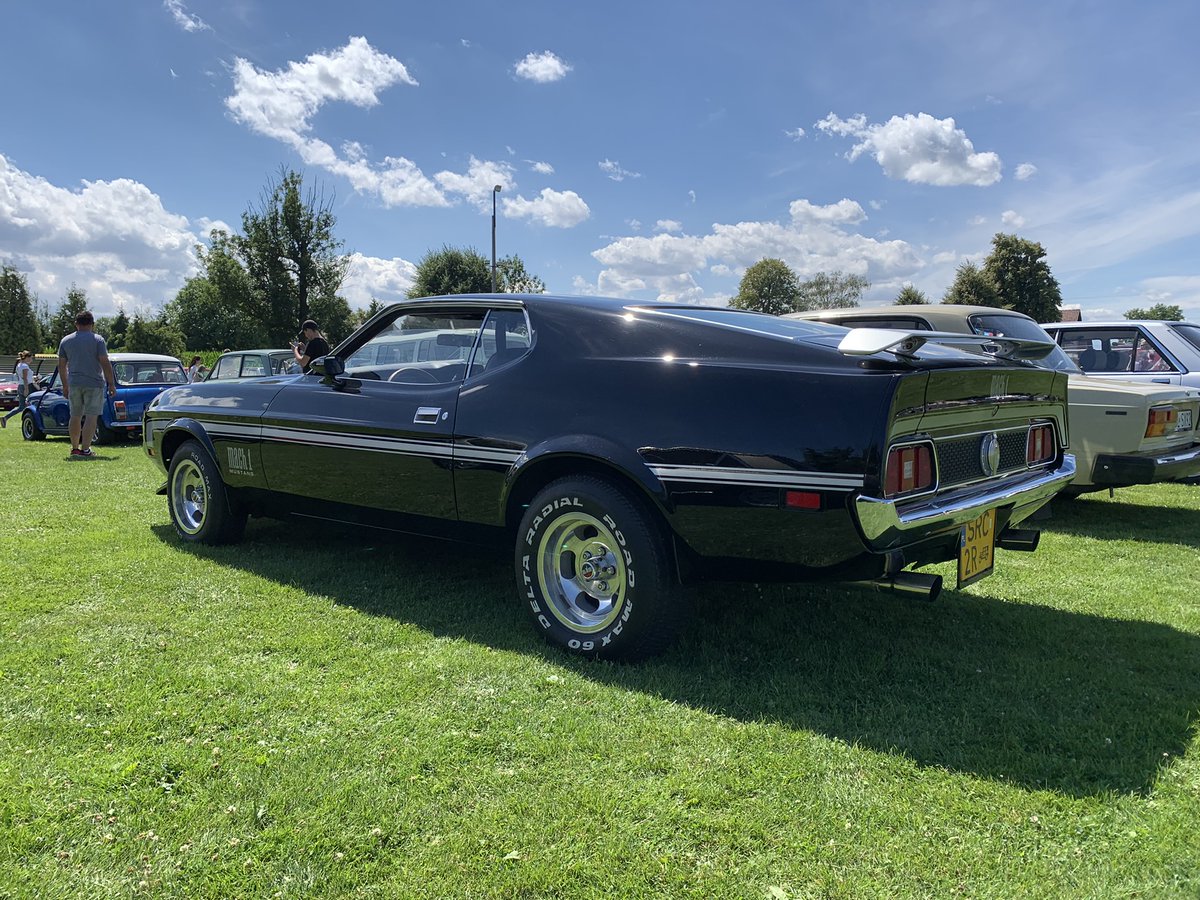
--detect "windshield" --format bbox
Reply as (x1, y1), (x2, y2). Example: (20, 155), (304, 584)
(966, 313), (1079, 373)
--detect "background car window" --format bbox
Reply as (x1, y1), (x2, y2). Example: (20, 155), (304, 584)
(966, 314), (1079, 373)
(1170, 323), (1200, 354)
(211, 355), (240, 380)
(835, 316), (931, 330)
(1056, 329), (1142, 372)
(240, 356), (267, 377)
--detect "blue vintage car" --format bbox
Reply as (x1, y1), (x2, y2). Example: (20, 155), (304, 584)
(23, 353), (188, 443)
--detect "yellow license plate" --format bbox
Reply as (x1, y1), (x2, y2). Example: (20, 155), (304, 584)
(957, 508), (996, 588)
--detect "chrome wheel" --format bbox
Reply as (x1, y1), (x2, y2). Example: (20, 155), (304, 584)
(536, 511), (628, 633)
(171, 458), (207, 535)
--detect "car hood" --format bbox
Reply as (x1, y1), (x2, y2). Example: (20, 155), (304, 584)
(1066, 372), (1200, 406)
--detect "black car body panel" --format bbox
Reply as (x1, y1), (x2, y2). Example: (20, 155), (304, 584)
(146, 294), (1074, 589)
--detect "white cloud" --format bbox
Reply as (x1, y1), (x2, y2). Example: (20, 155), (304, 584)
(0, 154), (201, 316)
(591, 197), (922, 302)
(1015, 163), (1038, 181)
(654, 219), (683, 233)
(341, 252), (417, 308)
(688, 190), (696, 204)
(789, 198), (866, 226)
(163, 0), (209, 32)
(528, 160), (555, 175)
(599, 159), (641, 182)
(816, 111), (1002, 186)
(226, 38), (454, 207)
(1001, 209), (1026, 227)
(785, 127), (806, 141)
(969, 215), (987, 225)
(502, 188), (590, 228)
(626, 218), (642, 232)
(514, 51), (572, 83)
(434, 156), (517, 211)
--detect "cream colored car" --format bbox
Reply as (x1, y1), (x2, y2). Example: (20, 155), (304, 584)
(788, 305), (1200, 494)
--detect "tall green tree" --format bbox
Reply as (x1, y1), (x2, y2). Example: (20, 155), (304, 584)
(795, 271), (869, 311)
(408, 246), (492, 298)
(236, 169), (350, 345)
(983, 233), (1062, 322)
(350, 298), (388, 329)
(894, 284), (929, 305)
(730, 258), (801, 315)
(497, 255), (546, 293)
(0, 265), (42, 353)
(124, 314), (185, 359)
(943, 261), (1002, 308)
(164, 231), (265, 350)
(308, 292), (355, 346)
(48, 285), (91, 343)
(1124, 303), (1184, 321)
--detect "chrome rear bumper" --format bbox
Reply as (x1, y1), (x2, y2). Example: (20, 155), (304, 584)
(854, 454), (1076, 550)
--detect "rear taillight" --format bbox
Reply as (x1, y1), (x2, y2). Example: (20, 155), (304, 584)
(1026, 423), (1055, 465)
(1145, 406), (1178, 438)
(113, 400), (127, 421)
(884, 442), (934, 497)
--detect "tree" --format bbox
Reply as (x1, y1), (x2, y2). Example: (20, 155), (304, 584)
(236, 169), (350, 345)
(730, 258), (801, 315)
(497, 255), (546, 293)
(408, 246), (492, 298)
(350, 298), (388, 329)
(1124, 303), (1184, 321)
(795, 271), (869, 311)
(894, 284), (929, 305)
(308, 292), (355, 346)
(124, 314), (185, 359)
(943, 261), (1001, 308)
(0, 265), (42, 353)
(48, 285), (91, 343)
(983, 233), (1062, 322)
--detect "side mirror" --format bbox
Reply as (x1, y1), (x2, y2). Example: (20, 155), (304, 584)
(312, 355), (343, 377)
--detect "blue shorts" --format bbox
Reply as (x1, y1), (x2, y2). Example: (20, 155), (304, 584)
(70, 386), (105, 417)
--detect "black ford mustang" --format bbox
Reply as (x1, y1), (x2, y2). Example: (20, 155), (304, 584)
(144, 294), (1075, 659)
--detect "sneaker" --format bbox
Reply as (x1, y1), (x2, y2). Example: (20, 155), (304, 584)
(69, 448), (84, 459)
(78, 448), (97, 459)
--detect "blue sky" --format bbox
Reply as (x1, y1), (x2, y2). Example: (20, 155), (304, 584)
(2, 1), (1199, 322)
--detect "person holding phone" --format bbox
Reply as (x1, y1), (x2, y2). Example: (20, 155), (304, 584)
(291, 319), (330, 373)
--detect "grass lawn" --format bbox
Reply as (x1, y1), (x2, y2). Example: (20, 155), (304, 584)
(1, 427), (1198, 898)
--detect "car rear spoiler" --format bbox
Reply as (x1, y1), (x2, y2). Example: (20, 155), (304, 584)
(836, 328), (1056, 362)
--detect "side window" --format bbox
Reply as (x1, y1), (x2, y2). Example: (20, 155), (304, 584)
(470, 309), (532, 377)
(1132, 332), (1174, 373)
(211, 355), (240, 380)
(113, 364), (134, 384)
(1058, 329), (1140, 372)
(240, 356), (267, 377)
(344, 311), (484, 385)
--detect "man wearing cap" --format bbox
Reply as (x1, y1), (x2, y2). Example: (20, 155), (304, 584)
(57, 310), (117, 459)
(291, 319), (330, 373)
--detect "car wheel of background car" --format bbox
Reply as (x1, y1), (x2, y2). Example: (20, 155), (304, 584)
(21, 412), (45, 441)
(517, 475), (686, 661)
(94, 421), (119, 445)
(167, 439), (247, 545)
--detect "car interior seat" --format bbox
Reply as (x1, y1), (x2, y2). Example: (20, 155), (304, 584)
(1078, 347), (1103, 369)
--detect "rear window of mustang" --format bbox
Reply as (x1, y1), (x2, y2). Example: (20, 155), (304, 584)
(636, 306), (846, 340)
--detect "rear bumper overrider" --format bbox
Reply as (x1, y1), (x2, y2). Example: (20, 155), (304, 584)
(854, 454), (1076, 550)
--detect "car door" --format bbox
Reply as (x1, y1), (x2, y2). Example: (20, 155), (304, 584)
(258, 306), (487, 524)
(1051, 326), (1183, 385)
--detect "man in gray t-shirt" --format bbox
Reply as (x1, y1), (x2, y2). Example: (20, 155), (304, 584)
(57, 309), (117, 459)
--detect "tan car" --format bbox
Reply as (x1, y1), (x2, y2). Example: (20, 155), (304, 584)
(788, 305), (1200, 495)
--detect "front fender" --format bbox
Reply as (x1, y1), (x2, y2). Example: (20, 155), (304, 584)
(153, 417), (220, 472)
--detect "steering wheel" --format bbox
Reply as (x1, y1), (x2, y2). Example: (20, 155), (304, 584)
(388, 367), (439, 384)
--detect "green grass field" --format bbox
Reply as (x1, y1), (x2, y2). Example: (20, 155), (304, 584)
(2, 427), (1198, 898)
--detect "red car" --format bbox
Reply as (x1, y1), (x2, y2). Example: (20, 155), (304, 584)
(0, 373), (21, 411)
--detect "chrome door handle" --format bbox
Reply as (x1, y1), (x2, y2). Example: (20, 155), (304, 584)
(414, 407), (442, 424)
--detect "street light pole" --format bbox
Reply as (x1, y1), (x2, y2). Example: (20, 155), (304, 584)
(491, 184), (503, 293)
